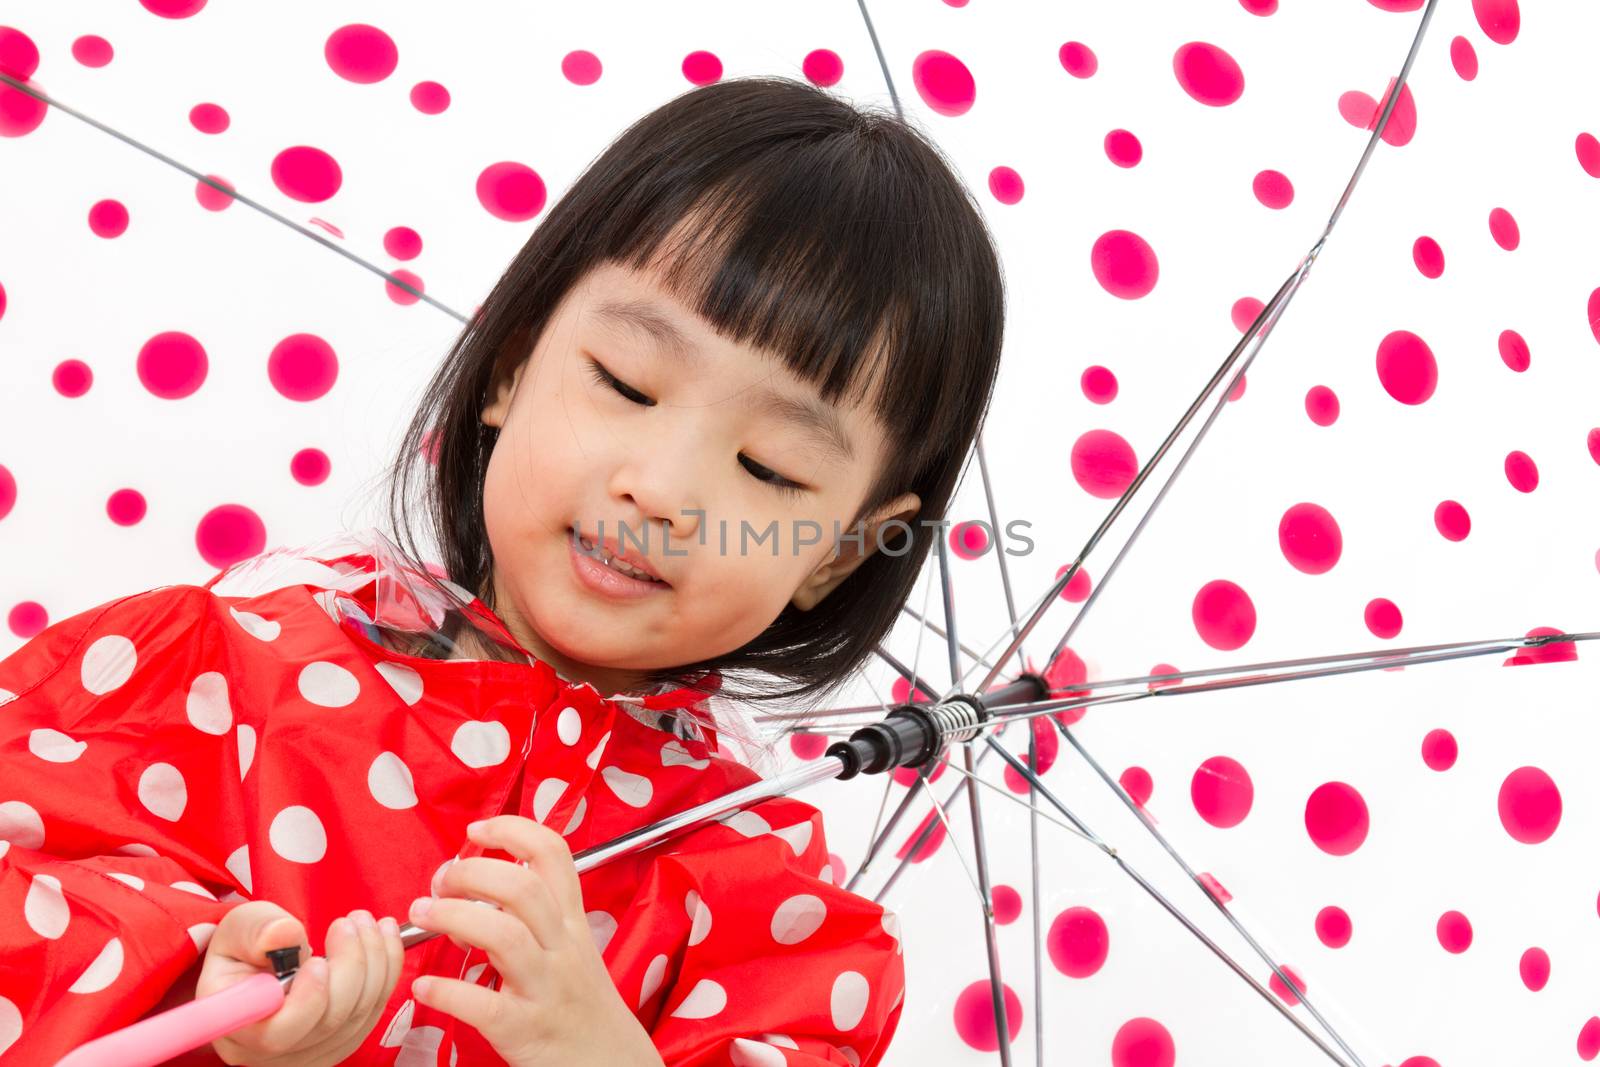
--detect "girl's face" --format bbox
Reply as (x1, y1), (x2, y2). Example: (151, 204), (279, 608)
(479, 258), (920, 696)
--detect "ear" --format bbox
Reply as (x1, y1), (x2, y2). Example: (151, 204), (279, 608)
(790, 491), (922, 612)
(480, 359), (528, 430)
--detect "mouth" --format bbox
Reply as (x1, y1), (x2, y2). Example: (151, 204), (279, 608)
(568, 526), (671, 587)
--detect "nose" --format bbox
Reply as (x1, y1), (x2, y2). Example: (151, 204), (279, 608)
(606, 452), (701, 546)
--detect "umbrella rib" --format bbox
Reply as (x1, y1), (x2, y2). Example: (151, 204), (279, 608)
(975, 436), (1045, 1066)
(1053, 720), (1372, 1067)
(955, 0), (1443, 697)
(0, 72), (461, 323)
(933, 533), (1014, 1067)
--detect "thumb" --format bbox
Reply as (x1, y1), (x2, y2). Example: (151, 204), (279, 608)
(218, 900), (311, 969)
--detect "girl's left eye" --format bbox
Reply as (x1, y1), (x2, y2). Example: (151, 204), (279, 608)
(586, 357), (809, 499)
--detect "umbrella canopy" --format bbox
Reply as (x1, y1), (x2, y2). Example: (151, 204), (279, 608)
(2, 1), (1597, 1065)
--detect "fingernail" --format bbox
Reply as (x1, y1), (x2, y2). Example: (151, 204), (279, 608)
(306, 957), (329, 981)
(413, 976), (434, 999)
(352, 909), (376, 929)
(409, 896), (433, 921)
(379, 915), (399, 937)
(466, 819), (488, 834)
(333, 916), (355, 938)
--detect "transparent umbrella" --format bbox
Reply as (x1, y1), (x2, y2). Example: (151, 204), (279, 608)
(3, 0), (1597, 1065)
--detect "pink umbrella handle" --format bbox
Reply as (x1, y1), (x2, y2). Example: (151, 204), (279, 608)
(54, 971), (286, 1067)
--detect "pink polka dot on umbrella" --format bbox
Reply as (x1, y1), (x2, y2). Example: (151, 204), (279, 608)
(1121, 766), (1153, 805)
(1231, 296), (1265, 332)
(72, 35), (114, 68)
(1365, 598), (1403, 639)
(195, 504), (267, 570)
(1520, 946), (1550, 991)
(1090, 230), (1159, 299)
(268, 334), (339, 402)
(1192, 580), (1256, 651)
(271, 146), (342, 203)
(1498, 329), (1530, 372)
(1577, 133), (1600, 178)
(1436, 909), (1473, 953)
(1588, 428), (1600, 465)
(1267, 963), (1307, 1006)
(0, 26), (40, 79)
(988, 166), (1023, 205)
(384, 226), (422, 260)
(1191, 755), (1253, 828)
(1376, 329), (1438, 405)
(8, 601), (48, 640)
(802, 49), (843, 88)
(476, 161), (546, 222)
(681, 50), (722, 86)
(562, 50), (602, 86)
(1412, 235), (1444, 278)
(196, 173), (236, 210)
(991, 885), (1022, 925)
(140, 0), (207, 17)
(1239, 0), (1278, 14)
(1504, 450), (1539, 492)
(88, 199), (129, 238)
(1315, 906), (1352, 948)
(1047, 906), (1109, 978)
(1305, 781), (1369, 855)
(385, 268), (424, 306)
(1058, 41), (1097, 79)
(325, 24), (397, 84)
(913, 50), (975, 117)
(952, 979), (1022, 1051)
(1055, 563), (1092, 603)
(1104, 129), (1142, 168)
(1489, 206), (1520, 250)
(949, 520), (991, 560)
(1172, 42), (1244, 107)
(1450, 35), (1479, 80)
(1499, 765), (1561, 843)
(1279, 503), (1342, 575)
(1579, 1017), (1600, 1061)
(106, 488), (146, 526)
(1111, 1017), (1176, 1067)
(1252, 169), (1293, 209)
(290, 448), (331, 487)
(1421, 728), (1458, 770)
(1305, 385), (1340, 426)
(189, 102), (228, 133)
(410, 81), (450, 114)
(1473, 0), (1521, 44)
(1071, 429), (1137, 499)
(138, 331), (209, 399)
(1081, 365), (1118, 404)
(1433, 500), (1471, 541)
(0, 464), (13, 521)
(53, 359), (93, 398)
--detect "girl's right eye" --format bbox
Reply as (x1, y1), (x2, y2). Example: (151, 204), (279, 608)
(585, 357), (656, 407)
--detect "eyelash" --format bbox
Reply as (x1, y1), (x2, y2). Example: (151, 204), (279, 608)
(584, 358), (809, 499)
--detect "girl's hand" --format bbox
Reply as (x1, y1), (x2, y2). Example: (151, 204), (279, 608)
(407, 815), (666, 1067)
(197, 899), (405, 1066)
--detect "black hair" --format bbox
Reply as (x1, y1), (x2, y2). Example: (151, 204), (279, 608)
(380, 74), (1006, 710)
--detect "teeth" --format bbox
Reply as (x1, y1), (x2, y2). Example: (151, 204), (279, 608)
(574, 530), (661, 583)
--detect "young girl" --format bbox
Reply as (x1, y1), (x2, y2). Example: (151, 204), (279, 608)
(0, 75), (1006, 1065)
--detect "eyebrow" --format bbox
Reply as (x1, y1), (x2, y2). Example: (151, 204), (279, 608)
(592, 297), (857, 465)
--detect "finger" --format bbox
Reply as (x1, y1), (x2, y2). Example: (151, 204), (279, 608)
(411, 975), (512, 1046)
(408, 896), (541, 989)
(219, 956), (330, 1059)
(437, 855), (564, 949)
(378, 915), (405, 999)
(347, 911), (388, 1027)
(316, 915), (368, 1034)
(467, 817), (585, 917)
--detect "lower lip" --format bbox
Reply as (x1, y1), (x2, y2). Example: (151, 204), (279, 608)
(568, 528), (670, 600)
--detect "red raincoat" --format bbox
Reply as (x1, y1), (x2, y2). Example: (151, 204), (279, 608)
(0, 531), (905, 1065)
